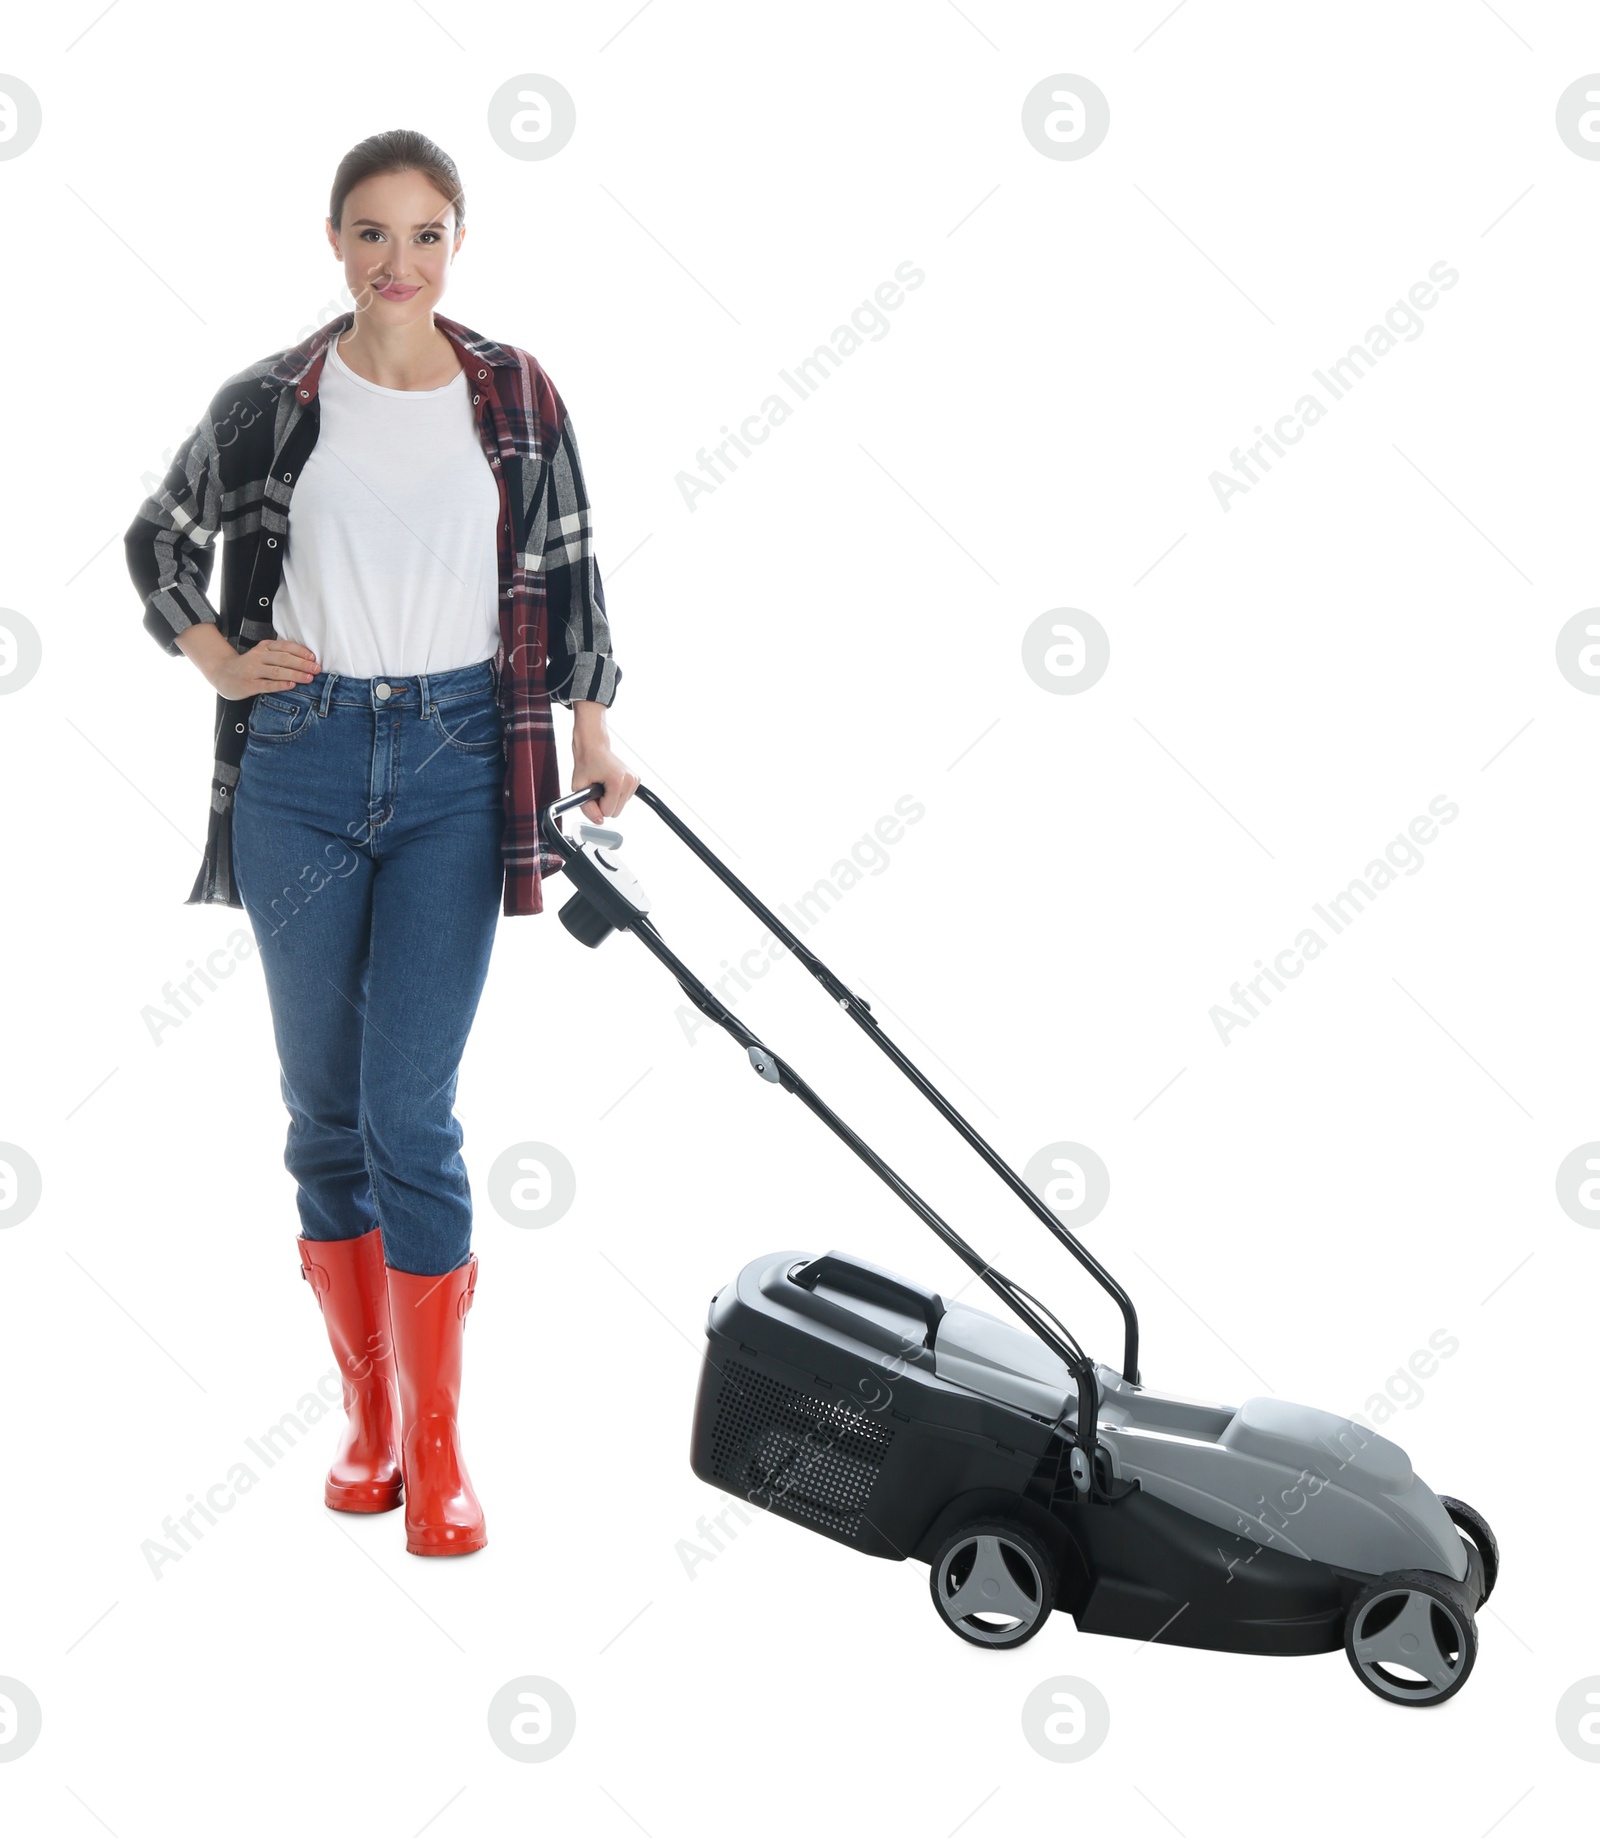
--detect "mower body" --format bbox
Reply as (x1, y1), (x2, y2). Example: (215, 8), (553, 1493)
(689, 1248), (1482, 1655)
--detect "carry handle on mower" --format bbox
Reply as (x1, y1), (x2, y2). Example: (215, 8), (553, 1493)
(540, 781), (1140, 1480)
(789, 1250), (947, 1346)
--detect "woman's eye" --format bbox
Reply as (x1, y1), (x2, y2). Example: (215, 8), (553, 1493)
(359, 229), (384, 242)
(418, 231), (440, 243)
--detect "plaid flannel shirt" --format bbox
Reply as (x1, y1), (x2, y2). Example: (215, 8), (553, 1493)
(124, 309), (620, 918)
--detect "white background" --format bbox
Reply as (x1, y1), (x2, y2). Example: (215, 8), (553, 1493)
(1, 0), (1595, 1829)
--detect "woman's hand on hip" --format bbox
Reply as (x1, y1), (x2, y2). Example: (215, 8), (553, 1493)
(176, 627), (319, 700)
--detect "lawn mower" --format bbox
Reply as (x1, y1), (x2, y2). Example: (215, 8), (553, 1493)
(541, 783), (1498, 1705)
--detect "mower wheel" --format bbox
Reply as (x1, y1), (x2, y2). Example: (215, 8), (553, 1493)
(1344, 1569), (1478, 1706)
(928, 1518), (1058, 1650)
(1439, 1496), (1499, 1605)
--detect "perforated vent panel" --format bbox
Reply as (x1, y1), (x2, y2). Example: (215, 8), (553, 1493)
(709, 1359), (895, 1541)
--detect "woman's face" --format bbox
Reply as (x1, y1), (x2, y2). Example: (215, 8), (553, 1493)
(327, 168), (464, 317)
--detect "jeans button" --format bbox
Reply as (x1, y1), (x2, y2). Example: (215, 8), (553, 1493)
(375, 682), (392, 701)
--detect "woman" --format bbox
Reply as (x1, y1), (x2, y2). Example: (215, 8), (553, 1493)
(124, 128), (638, 1558)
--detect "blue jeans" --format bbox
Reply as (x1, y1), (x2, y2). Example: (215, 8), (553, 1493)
(230, 657), (505, 1276)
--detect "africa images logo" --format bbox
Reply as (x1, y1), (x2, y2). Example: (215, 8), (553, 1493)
(1210, 796), (1459, 1044)
(1208, 262), (1459, 512)
(674, 262), (925, 510)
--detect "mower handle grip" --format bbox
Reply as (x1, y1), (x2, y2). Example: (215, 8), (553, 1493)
(540, 781), (610, 863)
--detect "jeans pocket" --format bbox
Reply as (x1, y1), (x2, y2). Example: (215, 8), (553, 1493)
(247, 692), (315, 744)
(428, 696), (503, 756)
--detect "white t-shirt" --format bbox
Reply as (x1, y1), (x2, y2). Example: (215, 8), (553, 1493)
(271, 334), (502, 677)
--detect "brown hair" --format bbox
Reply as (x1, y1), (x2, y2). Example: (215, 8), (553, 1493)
(329, 129), (465, 237)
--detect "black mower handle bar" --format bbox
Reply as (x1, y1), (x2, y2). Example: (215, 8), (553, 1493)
(541, 781), (1141, 1432)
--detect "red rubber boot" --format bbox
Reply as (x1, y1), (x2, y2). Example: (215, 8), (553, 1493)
(297, 1229), (404, 1513)
(386, 1254), (488, 1556)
